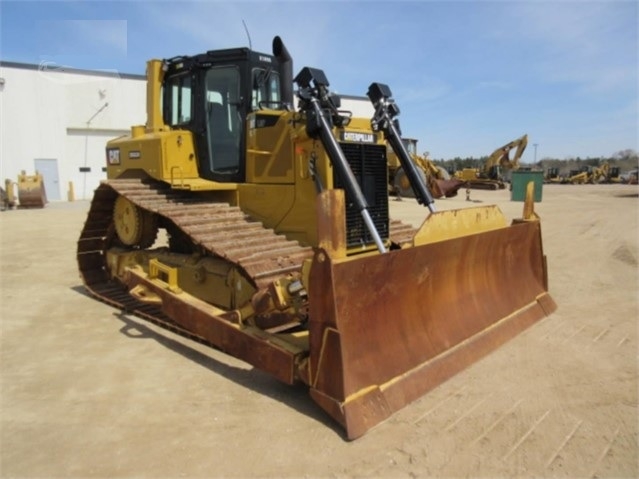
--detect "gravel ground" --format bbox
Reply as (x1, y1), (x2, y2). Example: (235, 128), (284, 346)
(1, 183), (637, 478)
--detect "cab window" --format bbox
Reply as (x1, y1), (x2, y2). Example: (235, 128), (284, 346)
(205, 66), (241, 174)
(251, 68), (281, 110)
(164, 74), (192, 125)
(403, 139), (417, 156)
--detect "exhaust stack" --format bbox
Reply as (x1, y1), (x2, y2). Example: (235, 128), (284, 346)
(273, 36), (294, 109)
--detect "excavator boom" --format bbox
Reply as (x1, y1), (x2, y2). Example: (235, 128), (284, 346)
(489, 134), (528, 171)
(456, 134), (528, 190)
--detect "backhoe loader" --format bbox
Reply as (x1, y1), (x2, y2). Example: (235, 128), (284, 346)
(77, 37), (556, 439)
(387, 138), (465, 198)
(563, 166), (592, 184)
(591, 163), (622, 184)
(455, 134), (528, 190)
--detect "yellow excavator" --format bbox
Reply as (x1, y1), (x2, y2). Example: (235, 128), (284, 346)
(77, 37), (556, 439)
(387, 138), (466, 198)
(455, 134), (528, 190)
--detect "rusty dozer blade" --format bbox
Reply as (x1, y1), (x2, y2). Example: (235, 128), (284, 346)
(307, 190), (556, 439)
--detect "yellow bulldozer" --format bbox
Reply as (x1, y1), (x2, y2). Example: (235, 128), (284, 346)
(544, 167), (563, 184)
(455, 134), (528, 190)
(387, 138), (465, 199)
(605, 165), (623, 183)
(77, 37), (556, 439)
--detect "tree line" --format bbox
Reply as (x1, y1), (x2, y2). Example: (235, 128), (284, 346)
(431, 149), (638, 175)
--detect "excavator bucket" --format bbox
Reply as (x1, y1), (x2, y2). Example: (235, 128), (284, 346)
(307, 189), (556, 439)
(431, 177), (467, 198)
(16, 171), (47, 208)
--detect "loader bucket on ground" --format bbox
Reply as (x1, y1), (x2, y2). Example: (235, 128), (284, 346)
(433, 178), (467, 198)
(17, 173), (47, 208)
(308, 191), (556, 439)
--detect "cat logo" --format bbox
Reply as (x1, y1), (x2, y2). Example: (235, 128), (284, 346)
(341, 131), (377, 143)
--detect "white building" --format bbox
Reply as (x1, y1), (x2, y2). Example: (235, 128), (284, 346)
(0, 61), (373, 202)
(0, 61), (146, 200)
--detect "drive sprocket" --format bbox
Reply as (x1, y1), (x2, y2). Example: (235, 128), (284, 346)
(113, 195), (157, 248)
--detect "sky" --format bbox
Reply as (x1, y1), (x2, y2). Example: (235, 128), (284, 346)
(0, 0), (637, 162)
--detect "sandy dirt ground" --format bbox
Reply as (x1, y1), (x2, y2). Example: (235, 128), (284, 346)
(1, 183), (637, 478)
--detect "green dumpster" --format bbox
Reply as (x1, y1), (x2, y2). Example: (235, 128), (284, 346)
(511, 170), (544, 202)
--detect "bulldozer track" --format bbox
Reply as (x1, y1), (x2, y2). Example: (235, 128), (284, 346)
(77, 178), (417, 345)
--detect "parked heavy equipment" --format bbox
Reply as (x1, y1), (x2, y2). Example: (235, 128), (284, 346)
(547, 164), (624, 185)
(563, 166), (592, 184)
(544, 167), (563, 184)
(387, 138), (465, 198)
(0, 186), (8, 211)
(1, 177), (17, 210)
(7, 171), (48, 208)
(606, 165), (622, 183)
(455, 134), (528, 190)
(77, 37), (556, 439)
(592, 163), (623, 184)
(590, 163), (609, 183)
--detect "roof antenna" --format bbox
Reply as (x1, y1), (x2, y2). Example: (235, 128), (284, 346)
(242, 19), (252, 50)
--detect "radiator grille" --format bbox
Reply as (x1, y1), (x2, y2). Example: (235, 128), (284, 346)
(334, 142), (389, 248)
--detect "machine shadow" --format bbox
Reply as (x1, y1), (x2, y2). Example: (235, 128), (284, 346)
(115, 308), (343, 438)
(71, 284), (93, 297)
(69, 284), (343, 438)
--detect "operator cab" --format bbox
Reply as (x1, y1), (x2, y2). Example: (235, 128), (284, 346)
(161, 38), (293, 183)
(402, 138), (418, 156)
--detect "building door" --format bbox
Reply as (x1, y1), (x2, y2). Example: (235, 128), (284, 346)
(34, 158), (60, 200)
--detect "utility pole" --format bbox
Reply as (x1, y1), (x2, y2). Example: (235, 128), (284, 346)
(533, 143), (539, 164)
(83, 101), (109, 199)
